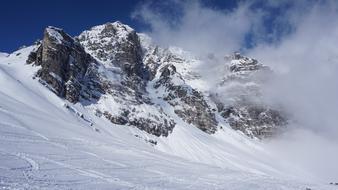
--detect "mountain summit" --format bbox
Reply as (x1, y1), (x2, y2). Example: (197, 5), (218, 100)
(25, 22), (286, 139)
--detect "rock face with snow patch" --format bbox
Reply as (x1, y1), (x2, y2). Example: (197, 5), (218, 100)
(79, 22), (149, 79)
(214, 53), (287, 138)
(25, 22), (287, 139)
(139, 38), (219, 134)
(78, 22), (176, 137)
(27, 26), (100, 103)
(218, 103), (287, 138)
(153, 64), (218, 134)
(27, 25), (176, 137)
(78, 22), (218, 135)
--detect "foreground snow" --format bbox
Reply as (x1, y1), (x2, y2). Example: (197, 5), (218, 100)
(0, 47), (334, 189)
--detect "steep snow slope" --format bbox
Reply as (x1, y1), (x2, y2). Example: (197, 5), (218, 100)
(0, 47), (335, 189)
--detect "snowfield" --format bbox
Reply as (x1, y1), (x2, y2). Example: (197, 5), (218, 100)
(0, 47), (335, 189)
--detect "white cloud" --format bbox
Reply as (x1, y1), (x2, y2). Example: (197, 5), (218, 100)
(249, 1), (338, 136)
(134, 0), (338, 181)
(248, 1), (338, 181)
(133, 1), (262, 57)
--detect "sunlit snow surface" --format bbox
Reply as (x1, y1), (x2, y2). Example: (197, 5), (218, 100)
(0, 47), (334, 189)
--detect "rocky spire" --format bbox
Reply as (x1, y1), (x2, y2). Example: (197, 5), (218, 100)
(27, 26), (96, 103)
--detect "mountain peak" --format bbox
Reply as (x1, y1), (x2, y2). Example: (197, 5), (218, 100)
(44, 26), (73, 45)
(78, 21), (143, 73)
(110, 21), (134, 32)
(80, 21), (135, 41)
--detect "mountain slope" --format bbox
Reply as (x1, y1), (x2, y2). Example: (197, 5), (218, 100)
(0, 22), (334, 189)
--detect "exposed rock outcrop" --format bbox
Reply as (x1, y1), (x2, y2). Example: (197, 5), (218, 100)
(215, 53), (287, 138)
(78, 22), (176, 137)
(154, 64), (218, 134)
(27, 26), (98, 103)
(79, 22), (149, 80)
(218, 104), (287, 138)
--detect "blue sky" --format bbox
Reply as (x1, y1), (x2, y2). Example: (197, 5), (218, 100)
(0, 0), (259, 52)
(0, 0), (332, 53)
(0, 0), (140, 52)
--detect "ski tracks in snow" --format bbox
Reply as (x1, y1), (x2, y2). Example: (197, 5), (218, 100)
(16, 153), (39, 171)
(33, 154), (134, 187)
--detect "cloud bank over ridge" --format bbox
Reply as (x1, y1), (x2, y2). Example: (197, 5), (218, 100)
(134, 0), (338, 182)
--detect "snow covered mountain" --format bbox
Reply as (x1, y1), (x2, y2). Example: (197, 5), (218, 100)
(27, 22), (285, 139)
(0, 21), (335, 189)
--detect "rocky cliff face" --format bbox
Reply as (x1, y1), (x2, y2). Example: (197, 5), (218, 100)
(78, 22), (176, 137)
(26, 22), (287, 139)
(78, 21), (149, 79)
(27, 26), (100, 103)
(213, 53), (287, 138)
(139, 36), (219, 134)
(153, 63), (218, 134)
(27, 24), (175, 137)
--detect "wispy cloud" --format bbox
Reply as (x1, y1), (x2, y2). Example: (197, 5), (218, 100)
(134, 0), (338, 181)
(249, 2), (338, 181)
(249, 0), (338, 137)
(133, 0), (262, 56)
